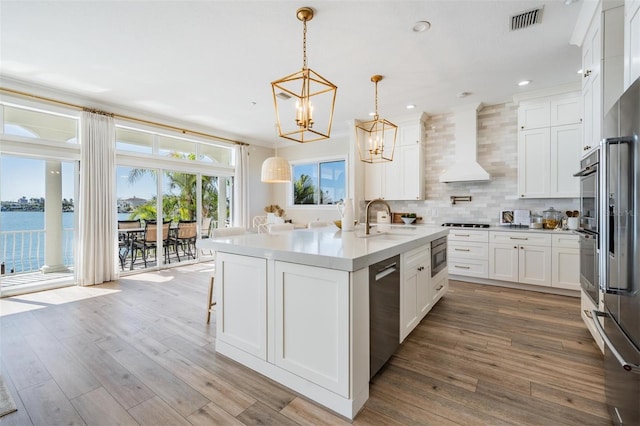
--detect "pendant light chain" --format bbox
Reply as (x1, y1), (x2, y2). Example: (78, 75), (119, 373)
(302, 18), (308, 69)
(374, 79), (379, 119)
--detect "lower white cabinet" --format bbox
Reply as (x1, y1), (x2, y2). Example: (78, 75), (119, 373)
(401, 246), (430, 341)
(274, 261), (350, 397)
(216, 252), (268, 360)
(551, 234), (580, 290)
(430, 268), (448, 306)
(448, 229), (489, 278)
(489, 232), (552, 286)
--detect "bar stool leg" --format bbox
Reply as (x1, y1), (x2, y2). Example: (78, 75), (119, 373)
(206, 275), (215, 323)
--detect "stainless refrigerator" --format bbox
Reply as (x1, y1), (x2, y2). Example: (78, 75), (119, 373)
(594, 77), (640, 425)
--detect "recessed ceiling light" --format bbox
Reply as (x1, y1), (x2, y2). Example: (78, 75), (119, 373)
(412, 21), (431, 33)
(406, 104), (416, 109)
(369, 112), (376, 116)
(577, 69), (583, 74)
(518, 80), (531, 86)
(456, 91), (472, 98)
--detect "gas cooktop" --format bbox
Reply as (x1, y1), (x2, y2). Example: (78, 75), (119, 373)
(441, 222), (491, 228)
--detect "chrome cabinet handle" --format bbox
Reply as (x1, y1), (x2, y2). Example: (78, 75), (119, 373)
(454, 265), (470, 269)
(510, 236), (528, 240)
(453, 233), (470, 237)
(436, 285), (444, 291)
(591, 310), (640, 374)
(454, 248), (470, 252)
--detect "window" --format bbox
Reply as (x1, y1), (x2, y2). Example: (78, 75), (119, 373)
(292, 159), (346, 205)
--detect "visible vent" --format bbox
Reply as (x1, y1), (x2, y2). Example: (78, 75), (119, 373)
(510, 7), (543, 31)
(275, 92), (292, 100)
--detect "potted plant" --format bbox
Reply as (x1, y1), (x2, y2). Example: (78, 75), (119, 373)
(400, 213), (417, 224)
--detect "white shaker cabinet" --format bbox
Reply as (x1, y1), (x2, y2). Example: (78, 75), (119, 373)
(624, 0), (640, 88)
(581, 3), (624, 155)
(216, 252), (268, 360)
(400, 246), (430, 341)
(364, 118), (425, 201)
(551, 234), (580, 291)
(489, 232), (552, 286)
(517, 95), (581, 199)
(447, 229), (489, 279)
(274, 261), (350, 397)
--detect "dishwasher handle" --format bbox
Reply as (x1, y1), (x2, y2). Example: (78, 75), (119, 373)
(375, 262), (398, 281)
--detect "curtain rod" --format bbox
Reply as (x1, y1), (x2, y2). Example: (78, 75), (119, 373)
(0, 86), (249, 146)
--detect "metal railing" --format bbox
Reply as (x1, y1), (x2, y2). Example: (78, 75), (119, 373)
(0, 228), (74, 275)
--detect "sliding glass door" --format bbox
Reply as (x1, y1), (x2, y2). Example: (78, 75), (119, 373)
(0, 155), (77, 296)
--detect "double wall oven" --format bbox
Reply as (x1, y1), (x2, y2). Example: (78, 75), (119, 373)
(573, 150), (600, 306)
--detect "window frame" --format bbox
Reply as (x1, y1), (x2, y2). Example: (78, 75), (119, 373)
(288, 155), (348, 209)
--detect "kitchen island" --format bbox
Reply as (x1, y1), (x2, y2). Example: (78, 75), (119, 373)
(196, 225), (448, 419)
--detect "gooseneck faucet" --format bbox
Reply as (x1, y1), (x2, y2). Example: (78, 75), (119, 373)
(365, 198), (391, 235)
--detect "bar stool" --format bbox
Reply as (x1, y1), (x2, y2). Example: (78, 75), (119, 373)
(207, 226), (246, 323)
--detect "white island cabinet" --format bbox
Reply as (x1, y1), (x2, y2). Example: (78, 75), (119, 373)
(197, 226), (448, 419)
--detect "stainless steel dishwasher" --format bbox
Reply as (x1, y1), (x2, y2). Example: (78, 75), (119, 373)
(369, 255), (400, 379)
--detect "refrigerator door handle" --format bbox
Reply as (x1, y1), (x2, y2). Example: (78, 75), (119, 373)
(592, 310), (640, 374)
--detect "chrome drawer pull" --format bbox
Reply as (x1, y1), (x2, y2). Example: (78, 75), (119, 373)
(436, 285), (444, 291)
(453, 234), (470, 237)
(509, 236), (528, 240)
(454, 248), (470, 252)
(454, 265), (470, 269)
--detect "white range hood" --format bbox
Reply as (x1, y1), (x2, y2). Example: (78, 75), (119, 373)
(439, 102), (491, 183)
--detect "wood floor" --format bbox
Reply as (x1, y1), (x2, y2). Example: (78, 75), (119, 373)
(0, 263), (611, 425)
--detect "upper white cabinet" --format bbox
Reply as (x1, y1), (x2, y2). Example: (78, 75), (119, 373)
(517, 94), (582, 198)
(581, 2), (624, 155)
(364, 117), (425, 201)
(624, 0), (640, 88)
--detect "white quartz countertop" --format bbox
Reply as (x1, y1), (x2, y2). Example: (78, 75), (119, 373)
(196, 225), (449, 271)
(443, 225), (577, 234)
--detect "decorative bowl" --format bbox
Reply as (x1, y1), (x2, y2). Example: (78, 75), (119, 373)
(401, 217), (416, 225)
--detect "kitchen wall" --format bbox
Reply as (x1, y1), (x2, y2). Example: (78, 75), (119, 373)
(387, 102), (579, 225)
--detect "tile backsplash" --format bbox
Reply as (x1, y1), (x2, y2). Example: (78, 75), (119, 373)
(387, 102), (579, 225)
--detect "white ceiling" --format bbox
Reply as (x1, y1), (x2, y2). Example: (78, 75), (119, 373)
(0, 0), (584, 147)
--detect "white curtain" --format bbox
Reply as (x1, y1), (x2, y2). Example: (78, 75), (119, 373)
(77, 111), (117, 285)
(233, 145), (249, 228)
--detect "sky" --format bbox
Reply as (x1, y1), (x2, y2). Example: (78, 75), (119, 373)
(1, 157), (157, 201)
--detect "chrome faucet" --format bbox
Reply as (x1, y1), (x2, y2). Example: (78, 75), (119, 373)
(365, 198), (391, 235)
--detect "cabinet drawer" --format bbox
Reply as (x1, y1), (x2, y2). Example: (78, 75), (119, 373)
(404, 246), (429, 269)
(552, 233), (579, 248)
(448, 229), (488, 242)
(490, 231), (551, 246)
(448, 241), (488, 260)
(448, 259), (489, 278)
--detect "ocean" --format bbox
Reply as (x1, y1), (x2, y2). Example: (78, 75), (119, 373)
(0, 211), (130, 274)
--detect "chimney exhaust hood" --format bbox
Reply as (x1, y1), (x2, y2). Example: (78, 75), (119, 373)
(439, 102), (491, 183)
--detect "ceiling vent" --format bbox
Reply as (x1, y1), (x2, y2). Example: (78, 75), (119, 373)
(510, 7), (543, 31)
(275, 92), (292, 100)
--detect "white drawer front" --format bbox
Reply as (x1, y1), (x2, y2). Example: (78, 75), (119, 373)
(448, 242), (488, 260)
(490, 231), (551, 246)
(448, 259), (489, 278)
(552, 233), (579, 248)
(448, 229), (488, 242)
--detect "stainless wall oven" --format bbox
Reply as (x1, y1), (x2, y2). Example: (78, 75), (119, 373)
(574, 150), (600, 306)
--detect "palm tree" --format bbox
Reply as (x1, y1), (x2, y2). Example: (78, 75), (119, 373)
(125, 152), (222, 222)
(294, 174), (316, 204)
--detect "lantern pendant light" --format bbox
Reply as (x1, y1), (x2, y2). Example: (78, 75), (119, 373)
(261, 125), (292, 183)
(271, 7), (337, 143)
(356, 75), (398, 163)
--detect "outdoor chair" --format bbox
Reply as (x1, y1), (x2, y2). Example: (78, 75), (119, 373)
(207, 226), (246, 323)
(171, 220), (197, 262)
(117, 219), (141, 270)
(133, 220), (171, 267)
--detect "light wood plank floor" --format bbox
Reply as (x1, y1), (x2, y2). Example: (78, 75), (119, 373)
(0, 263), (610, 425)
